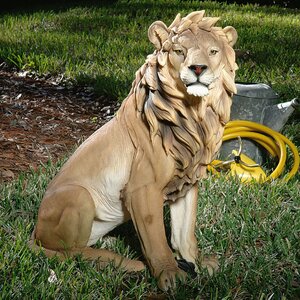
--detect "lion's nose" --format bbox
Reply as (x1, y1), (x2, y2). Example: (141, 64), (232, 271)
(189, 64), (207, 76)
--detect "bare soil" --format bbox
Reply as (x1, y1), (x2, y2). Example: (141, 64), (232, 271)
(0, 64), (119, 183)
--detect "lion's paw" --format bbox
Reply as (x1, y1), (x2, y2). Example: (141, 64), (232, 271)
(157, 267), (187, 291)
(200, 255), (219, 276)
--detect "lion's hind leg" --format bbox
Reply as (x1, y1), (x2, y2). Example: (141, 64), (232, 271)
(30, 185), (145, 272)
(34, 185), (95, 250)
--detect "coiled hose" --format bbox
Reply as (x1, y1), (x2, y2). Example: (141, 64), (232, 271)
(212, 120), (299, 182)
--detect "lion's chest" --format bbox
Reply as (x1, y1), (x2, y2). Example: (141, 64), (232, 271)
(163, 164), (207, 201)
(163, 106), (224, 201)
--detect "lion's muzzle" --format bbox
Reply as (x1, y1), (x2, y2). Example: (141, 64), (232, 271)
(189, 64), (208, 76)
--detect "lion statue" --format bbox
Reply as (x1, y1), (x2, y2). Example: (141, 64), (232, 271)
(29, 11), (238, 291)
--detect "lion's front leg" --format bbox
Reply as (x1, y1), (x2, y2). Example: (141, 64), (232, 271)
(124, 184), (186, 291)
(169, 184), (199, 265)
(170, 184), (219, 276)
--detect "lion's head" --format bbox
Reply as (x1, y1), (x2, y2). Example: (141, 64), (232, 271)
(127, 11), (238, 196)
(132, 10), (237, 125)
(148, 11), (237, 100)
(148, 12), (236, 93)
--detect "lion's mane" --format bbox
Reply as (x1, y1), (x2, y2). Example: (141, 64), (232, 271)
(123, 11), (237, 200)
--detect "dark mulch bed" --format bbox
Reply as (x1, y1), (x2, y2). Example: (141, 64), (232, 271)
(0, 63), (119, 182)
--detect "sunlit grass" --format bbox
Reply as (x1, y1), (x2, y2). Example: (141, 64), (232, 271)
(0, 0), (299, 100)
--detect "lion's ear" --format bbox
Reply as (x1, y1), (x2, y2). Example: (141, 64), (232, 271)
(223, 26), (238, 47)
(148, 21), (169, 50)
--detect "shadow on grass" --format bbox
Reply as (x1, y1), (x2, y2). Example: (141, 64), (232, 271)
(1, 0), (117, 15)
(4, 0), (297, 18)
(109, 220), (143, 257)
(107, 205), (175, 265)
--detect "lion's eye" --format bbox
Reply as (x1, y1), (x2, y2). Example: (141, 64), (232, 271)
(209, 48), (219, 56)
(174, 49), (184, 56)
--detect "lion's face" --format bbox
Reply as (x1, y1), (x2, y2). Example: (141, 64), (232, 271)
(148, 11), (238, 99)
(171, 29), (226, 97)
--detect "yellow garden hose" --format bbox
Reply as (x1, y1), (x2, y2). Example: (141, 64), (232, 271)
(210, 120), (299, 182)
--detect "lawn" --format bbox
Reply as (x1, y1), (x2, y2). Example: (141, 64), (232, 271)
(0, 0), (299, 299)
(1, 0), (300, 100)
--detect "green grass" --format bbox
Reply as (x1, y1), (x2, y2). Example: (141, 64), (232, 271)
(0, 0), (300, 100)
(1, 162), (299, 299)
(1, 0), (300, 299)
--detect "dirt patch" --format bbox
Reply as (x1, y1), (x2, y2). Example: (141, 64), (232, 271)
(0, 64), (119, 183)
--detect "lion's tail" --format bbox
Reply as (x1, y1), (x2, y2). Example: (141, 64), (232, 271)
(28, 229), (145, 272)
